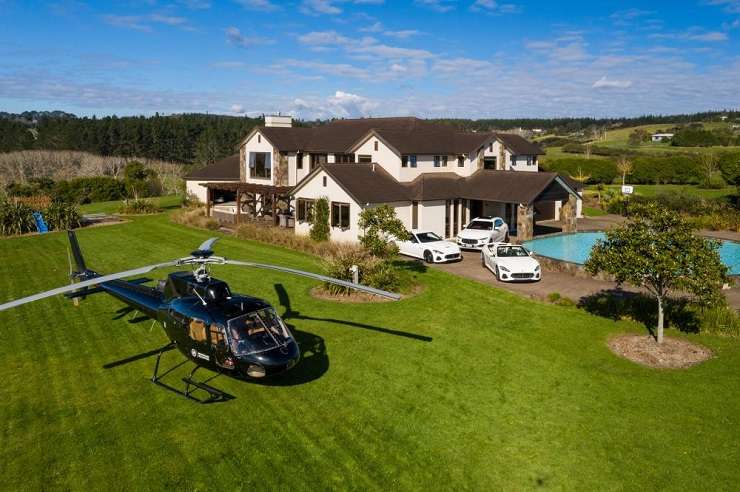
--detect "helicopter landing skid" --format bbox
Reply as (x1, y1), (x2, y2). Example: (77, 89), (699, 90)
(150, 343), (233, 403)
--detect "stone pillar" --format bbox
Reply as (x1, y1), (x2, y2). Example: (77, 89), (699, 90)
(517, 203), (534, 241)
(205, 187), (211, 217)
(561, 195), (578, 233)
(239, 146), (246, 182)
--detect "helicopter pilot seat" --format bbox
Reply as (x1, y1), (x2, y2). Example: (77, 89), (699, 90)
(189, 319), (208, 342)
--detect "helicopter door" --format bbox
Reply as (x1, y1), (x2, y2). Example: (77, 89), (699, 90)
(208, 323), (231, 369)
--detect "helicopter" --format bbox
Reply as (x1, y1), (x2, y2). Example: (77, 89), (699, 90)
(0, 231), (400, 402)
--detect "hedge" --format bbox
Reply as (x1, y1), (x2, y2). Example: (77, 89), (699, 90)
(540, 157), (618, 184)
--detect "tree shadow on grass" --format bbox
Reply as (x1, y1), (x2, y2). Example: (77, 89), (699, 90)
(577, 289), (700, 334)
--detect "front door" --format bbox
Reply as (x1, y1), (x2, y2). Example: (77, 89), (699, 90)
(209, 323), (231, 368)
(470, 200), (483, 220)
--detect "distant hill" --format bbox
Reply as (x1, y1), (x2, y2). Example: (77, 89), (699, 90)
(0, 110), (77, 123)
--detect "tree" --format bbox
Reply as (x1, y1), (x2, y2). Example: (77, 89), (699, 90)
(699, 153), (721, 188)
(357, 205), (409, 257)
(310, 197), (330, 242)
(570, 167), (591, 185)
(585, 203), (729, 344)
(616, 156), (633, 187)
(123, 161), (156, 200)
(628, 129), (649, 147)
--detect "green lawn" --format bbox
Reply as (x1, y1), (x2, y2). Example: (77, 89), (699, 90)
(1, 213), (739, 489)
(79, 195), (183, 215)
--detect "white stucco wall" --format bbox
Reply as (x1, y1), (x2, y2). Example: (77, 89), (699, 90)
(419, 200), (447, 238)
(352, 135), (403, 180)
(186, 180), (209, 203)
(242, 130), (277, 185)
(293, 169), (363, 243)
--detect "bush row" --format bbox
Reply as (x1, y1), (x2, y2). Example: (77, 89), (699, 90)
(7, 176), (126, 203)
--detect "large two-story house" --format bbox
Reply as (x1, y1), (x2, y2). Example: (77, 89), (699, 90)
(185, 116), (582, 242)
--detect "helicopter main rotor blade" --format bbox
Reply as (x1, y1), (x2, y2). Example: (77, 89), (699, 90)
(0, 261), (179, 312)
(223, 260), (401, 301)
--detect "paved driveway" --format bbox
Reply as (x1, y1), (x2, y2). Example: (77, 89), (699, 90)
(430, 251), (740, 310)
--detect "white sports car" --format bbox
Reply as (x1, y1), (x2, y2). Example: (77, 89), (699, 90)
(481, 243), (541, 282)
(456, 217), (509, 250)
(394, 231), (462, 263)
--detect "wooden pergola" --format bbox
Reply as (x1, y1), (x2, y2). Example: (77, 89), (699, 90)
(202, 182), (293, 226)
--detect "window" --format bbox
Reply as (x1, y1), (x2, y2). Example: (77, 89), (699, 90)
(310, 153), (327, 170)
(297, 198), (315, 223)
(257, 134), (261, 143)
(402, 155), (417, 168)
(322, 176), (327, 187)
(188, 318), (207, 342)
(374, 140), (378, 151)
(331, 202), (350, 229)
(483, 156), (497, 170)
(489, 143), (493, 152)
(453, 199), (459, 236)
(249, 152), (271, 179)
(510, 155), (516, 166)
(209, 323), (226, 347)
(296, 152), (303, 170)
(358, 155), (372, 163)
(444, 200), (450, 237)
(412, 201), (418, 229)
(457, 155), (464, 167)
(434, 155), (448, 167)
(334, 153), (354, 163)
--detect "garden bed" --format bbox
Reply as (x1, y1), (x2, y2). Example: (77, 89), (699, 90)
(608, 334), (712, 369)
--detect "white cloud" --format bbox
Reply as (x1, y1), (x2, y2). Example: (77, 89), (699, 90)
(592, 75), (633, 89)
(651, 29), (729, 42)
(300, 0), (342, 15)
(211, 61), (247, 69)
(298, 30), (350, 45)
(415, 0), (456, 13)
(384, 29), (420, 39)
(292, 90), (379, 118)
(689, 31), (728, 41)
(231, 104), (245, 113)
(102, 14), (192, 32)
(707, 0), (740, 14)
(470, 0), (520, 14)
(234, 0), (280, 11)
(179, 0), (211, 9)
(225, 27), (272, 48)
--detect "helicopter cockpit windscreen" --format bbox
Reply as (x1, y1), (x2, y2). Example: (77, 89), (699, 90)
(227, 308), (293, 355)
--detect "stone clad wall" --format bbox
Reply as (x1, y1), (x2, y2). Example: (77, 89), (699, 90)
(517, 204), (534, 241)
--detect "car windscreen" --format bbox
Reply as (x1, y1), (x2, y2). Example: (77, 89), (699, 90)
(466, 221), (492, 231)
(227, 308), (292, 355)
(416, 232), (442, 243)
(497, 246), (529, 257)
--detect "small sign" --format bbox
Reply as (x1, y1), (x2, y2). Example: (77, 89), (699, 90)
(621, 185), (634, 195)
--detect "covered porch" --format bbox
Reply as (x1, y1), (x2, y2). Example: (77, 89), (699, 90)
(202, 182), (294, 227)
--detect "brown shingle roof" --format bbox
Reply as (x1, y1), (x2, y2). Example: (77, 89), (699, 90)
(296, 165), (578, 206)
(185, 154), (240, 180)
(250, 117), (542, 156)
(321, 163), (411, 204)
(494, 133), (545, 155)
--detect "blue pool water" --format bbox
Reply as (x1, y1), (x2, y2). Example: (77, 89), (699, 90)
(523, 232), (740, 276)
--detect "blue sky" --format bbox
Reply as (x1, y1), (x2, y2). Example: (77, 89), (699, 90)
(1, 0), (739, 118)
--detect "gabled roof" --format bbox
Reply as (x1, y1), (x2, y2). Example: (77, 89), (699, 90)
(242, 117), (543, 156)
(293, 165), (579, 206)
(293, 163), (410, 205)
(185, 154), (240, 180)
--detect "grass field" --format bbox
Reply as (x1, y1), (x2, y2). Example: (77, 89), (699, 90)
(1, 213), (740, 489)
(79, 195), (183, 215)
(585, 184), (736, 200)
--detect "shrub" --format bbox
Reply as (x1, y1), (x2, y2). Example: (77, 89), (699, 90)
(118, 198), (161, 215)
(630, 155), (702, 184)
(53, 176), (126, 204)
(0, 200), (35, 235)
(310, 197), (330, 242)
(672, 127), (721, 147)
(555, 297), (576, 307)
(171, 207), (220, 230)
(698, 306), (740, 337)
(322, 246), (401, 294)
(235, 222), (349, 257)
(717, 150), (740, 186)
(703, 173), (727, 190)
(44, 200), (81, 231)
(546, 292), (561, 303)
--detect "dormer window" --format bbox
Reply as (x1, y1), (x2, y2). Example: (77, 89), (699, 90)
(258, 134), (261, 143)
(374, 140), (378, 151)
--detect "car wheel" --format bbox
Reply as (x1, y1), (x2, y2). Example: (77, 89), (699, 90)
(495, 266), (501, 281)
(423, 250), (434, 263)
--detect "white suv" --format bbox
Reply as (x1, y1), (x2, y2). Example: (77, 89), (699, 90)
(456, 217), (509, 250)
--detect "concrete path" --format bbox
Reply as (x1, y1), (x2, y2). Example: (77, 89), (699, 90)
(431, 251), (739, 310)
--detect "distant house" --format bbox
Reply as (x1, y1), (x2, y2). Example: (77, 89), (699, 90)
(651, 133), (674, 142)
(186, 116), (582, 242)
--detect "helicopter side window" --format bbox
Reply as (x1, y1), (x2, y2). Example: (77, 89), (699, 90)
(209, 324), (227, 348)
(189, 318), (208, 342)
(227, 309), (292, 355)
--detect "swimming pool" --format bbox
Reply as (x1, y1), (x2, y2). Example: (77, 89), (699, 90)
(523, 232), (740, 276)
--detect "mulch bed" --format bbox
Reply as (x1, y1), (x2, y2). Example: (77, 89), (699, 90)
(310, 284), (423, 303)
(608, 333), (713, 369)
